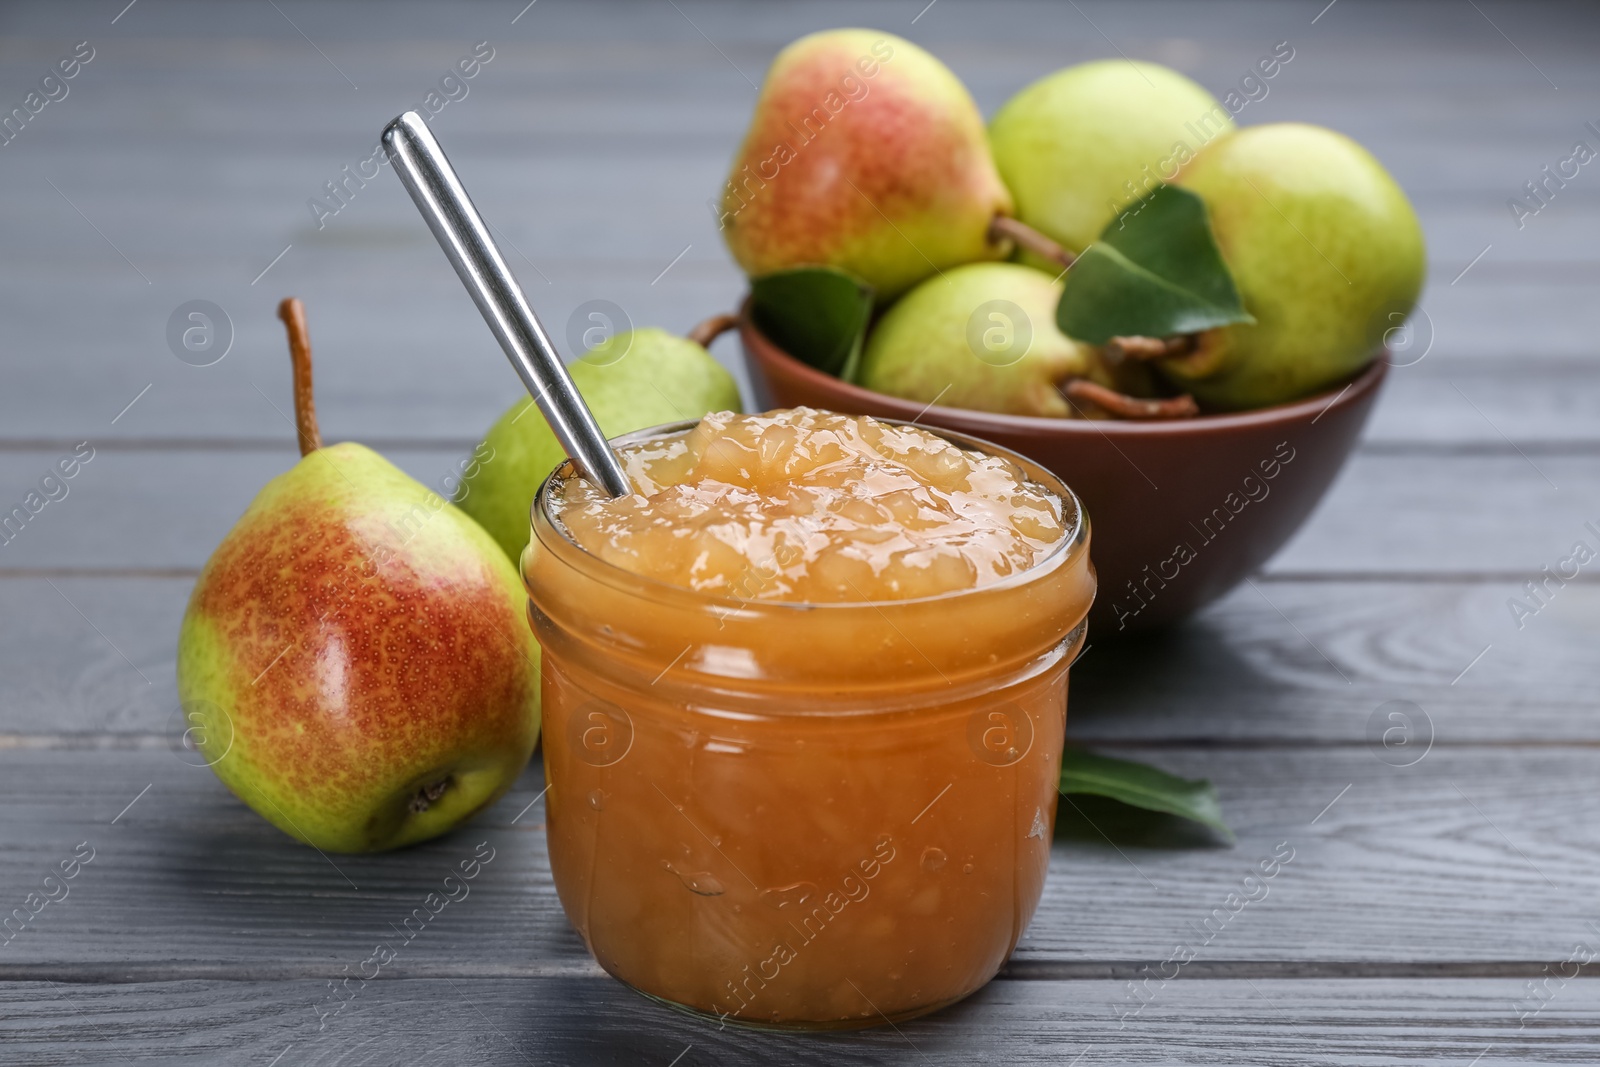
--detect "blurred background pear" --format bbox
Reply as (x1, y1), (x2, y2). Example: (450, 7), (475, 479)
(989, 59), (1233, 259)
(456, 327), (740, 562)
(1164, 122), (1427, 409)
(858, 263), (1093, 417)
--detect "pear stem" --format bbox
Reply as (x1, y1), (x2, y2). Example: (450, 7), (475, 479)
(1106, 334), (1196, 362)
(989, 215), (1076, 271)
(687, 312), (741, 348)
(277, 297), (323, 456)
(1063, 378), (1200, 420)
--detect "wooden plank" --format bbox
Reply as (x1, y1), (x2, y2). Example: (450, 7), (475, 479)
(1267, 452), (1600, 575)
(0, 3), (1593, 1064)
(1070, 576), (1597, 742)
(1369, 360), (1600, 446)
(0, 747), (1595, 969)
(0, 5), (1591, 1065)
(10, 142), (1590, 269)
(5, 64), (1593, 205)
(0, 104), (1575, 251)
(0, 446), (1593, 573)
(0, 169), (1575, 295)
(0, 174), (1590, 446)
(3, 575), (1596, 744)
(2, 975), (1596, 1066)
(10, 268), (1600, 446)
(0, 5), (1591, 450)
(7, 0), (1599, 97)
(0, 446), (471, 574)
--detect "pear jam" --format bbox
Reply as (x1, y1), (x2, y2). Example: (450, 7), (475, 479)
(553, 408), (1067, 602)
(524, 409), (1095, 1029)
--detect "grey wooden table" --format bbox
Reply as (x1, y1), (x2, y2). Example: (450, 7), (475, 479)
(1, 1), (1596, 1063)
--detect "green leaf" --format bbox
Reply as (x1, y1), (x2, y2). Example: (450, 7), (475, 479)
(1057, 185), (1253, 345)
(750, 267), (874, 381)
(1060, 748), (1233, 841)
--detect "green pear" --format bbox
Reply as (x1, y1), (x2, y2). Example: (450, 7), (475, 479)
(716, 29), (1012, 300)
(456, 326), (741, 562)
(857, 263), (1093, 417)
(177, 300), (540, 853)
(1163, 123), (1426, 409)
(989, 60), (1232, 257)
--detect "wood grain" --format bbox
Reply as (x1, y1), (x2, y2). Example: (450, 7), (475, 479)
(0, 2), (1593, 1061)
(1, 575), (1595, 743)
(0, 447), (1594, 574)
(4, 269), (1598, 444)
(3, 976), (1598, 1066)
(0, 2), (1592, 449)
(0, 747), (1594, 970)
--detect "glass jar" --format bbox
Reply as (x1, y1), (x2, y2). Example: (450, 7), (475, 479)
(523, 420), (1094, 1029)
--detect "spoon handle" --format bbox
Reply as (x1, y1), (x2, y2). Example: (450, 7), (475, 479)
(381, 111), (632, 499)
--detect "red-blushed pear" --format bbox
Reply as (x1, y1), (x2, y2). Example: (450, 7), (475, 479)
(176, 299), (540, 853)
(716, 29), (1012, 300)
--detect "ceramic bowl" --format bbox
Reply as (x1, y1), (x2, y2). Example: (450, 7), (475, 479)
(726, 305), (1384, 633)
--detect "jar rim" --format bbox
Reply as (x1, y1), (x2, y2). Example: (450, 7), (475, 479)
(528, 413), (1091, 615)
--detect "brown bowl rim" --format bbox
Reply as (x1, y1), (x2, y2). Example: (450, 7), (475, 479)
(738, 296), (1389, 436)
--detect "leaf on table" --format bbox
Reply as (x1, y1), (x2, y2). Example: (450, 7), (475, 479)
(1060, 748), (1233, 841)
(749, 266), (875, 381)
(1057, 184), (1253, 345)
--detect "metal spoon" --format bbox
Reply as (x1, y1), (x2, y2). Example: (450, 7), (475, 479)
(381, 110), (632, 498)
